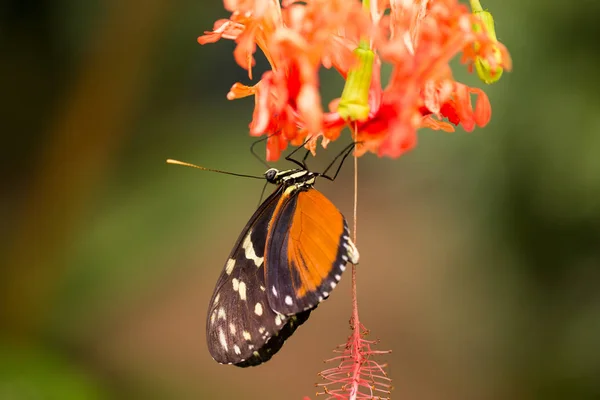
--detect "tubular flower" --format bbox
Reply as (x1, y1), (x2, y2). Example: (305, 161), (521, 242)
(199, 0), (511, 160)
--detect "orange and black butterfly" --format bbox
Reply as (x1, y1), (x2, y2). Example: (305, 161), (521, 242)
(169, 142), (359, 367)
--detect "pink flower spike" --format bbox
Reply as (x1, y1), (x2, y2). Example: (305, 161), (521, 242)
(316, 323), (392, 400)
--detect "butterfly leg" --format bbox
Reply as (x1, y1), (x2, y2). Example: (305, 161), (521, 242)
(284, 138), (312, 169)
(320, 141), (358, 181)
(301, 149), (311, 169)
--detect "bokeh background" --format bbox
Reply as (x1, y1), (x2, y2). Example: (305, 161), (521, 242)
(2, 0), (600, 399)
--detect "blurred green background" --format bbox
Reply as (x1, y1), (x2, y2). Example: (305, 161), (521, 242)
(2, 0), (599, 399)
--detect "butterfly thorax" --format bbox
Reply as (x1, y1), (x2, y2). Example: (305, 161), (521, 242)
(264, 168), (316, 192)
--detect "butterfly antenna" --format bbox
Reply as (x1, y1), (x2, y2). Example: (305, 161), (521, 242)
(167, 159), (264, 180)
(250, 136), (271, 168)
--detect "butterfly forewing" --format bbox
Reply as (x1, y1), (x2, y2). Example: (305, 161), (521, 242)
(265, 187), (359, 315)
(206, 187), (311, 366)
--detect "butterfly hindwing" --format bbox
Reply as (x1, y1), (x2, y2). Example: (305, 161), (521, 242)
(235, 309), (312, 367)
(265, 187), (359, 315)
(206, 187), (311, 367)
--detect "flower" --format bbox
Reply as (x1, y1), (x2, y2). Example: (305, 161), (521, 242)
(199, 0), (369, 160)
(316, 321), (392, 399)
(199, 0), (511, 160)
(320, 0), (511, 157)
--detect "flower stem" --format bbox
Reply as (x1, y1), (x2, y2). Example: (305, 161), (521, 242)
(349, 123), (362, 400)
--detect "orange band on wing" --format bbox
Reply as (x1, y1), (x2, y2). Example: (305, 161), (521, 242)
(287, 189), (345, 298)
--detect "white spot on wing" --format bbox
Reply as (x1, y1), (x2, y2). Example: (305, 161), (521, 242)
(213, 293), (220, 304)
(242, 230), (264, 267)
(225, 258), (235, 275)
(218, 308), (226, 320)
(254, 302), (263, 316)
(285, 295), (293, 306)
(330, 282), (337, 289)
(258, 327), (266, 334)
(275, 314), (282, 326)
(229, 323), (236, 335)
(238, 281), (247, 301)
(340, 264), (346, 272)
(335, 274), (341, 281)
(271, 286), (278, 297)
(210, 310), (216, 324)
(219, 328), (228, 351)
(243, 331), (252, 341)
(232, 278), (239, 291)
(234, 345), (241, 355)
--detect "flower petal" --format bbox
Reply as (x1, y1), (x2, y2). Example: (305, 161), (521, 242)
(472, 87), (491, 127)
(227, 82), (257, 100)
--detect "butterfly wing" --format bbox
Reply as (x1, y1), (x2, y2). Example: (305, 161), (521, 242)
(265, 187), (359, 315)
(206, 187), (312, 367)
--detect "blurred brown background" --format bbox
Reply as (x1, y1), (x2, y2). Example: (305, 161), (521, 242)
(1, 0), (599, 399)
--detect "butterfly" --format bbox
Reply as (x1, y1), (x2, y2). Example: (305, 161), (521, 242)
(169, 142), (359, 367)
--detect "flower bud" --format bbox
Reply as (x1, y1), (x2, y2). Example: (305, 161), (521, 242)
(337, 41), (375, 121)
(470, 0), (504, 84)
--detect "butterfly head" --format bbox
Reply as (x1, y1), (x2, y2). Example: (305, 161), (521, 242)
(264, 168), (279, 183)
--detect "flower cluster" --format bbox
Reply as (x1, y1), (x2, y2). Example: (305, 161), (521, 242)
(198, 0), (510, 160)
(199, 0), (510, 160)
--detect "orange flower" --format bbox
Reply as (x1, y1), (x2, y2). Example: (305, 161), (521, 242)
(317, 0), (511, 157)
(199, 0), (369, 160)
(199, 0), (511, 160)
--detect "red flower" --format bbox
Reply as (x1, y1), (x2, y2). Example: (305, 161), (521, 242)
(199, 0), (369, 160)
(199, 0), (511, 160)
(317, 0), (511, 157)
